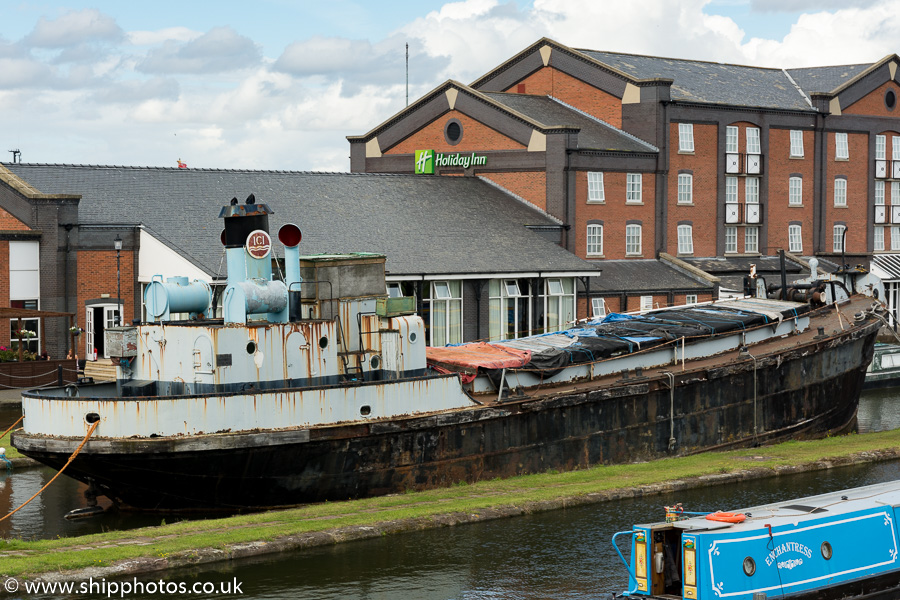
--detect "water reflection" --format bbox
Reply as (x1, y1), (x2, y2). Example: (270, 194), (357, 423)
(857, 386), (900, 433)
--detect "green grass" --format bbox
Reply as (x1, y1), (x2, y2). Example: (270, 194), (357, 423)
(2, 428), (900, 577)
(0, 430), (20, 459)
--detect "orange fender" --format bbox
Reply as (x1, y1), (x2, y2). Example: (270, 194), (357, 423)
(705, 511), (747, 523)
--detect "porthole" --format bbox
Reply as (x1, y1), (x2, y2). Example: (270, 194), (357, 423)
(887, 89), (897, 111)
(742, 556), (756, 576)
(246, 340), (257, 354)
(319, 336), (329, 349)
(409, 331), (418, 343)
(85, 412), (101, 424)
(370, 355), (381, 370)
(821, 541), (833, 560)
(444, 118), (463, 146)
(360, 405), (372, 416)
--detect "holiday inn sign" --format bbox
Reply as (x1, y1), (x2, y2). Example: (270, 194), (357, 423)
(414, 150), (488, 174)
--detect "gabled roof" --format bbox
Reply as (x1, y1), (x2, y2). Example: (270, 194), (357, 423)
(5, 164), (600, 279)
(589, 259), (714, 294)
(786, 64), (873, 96)
(481, 93), (657, 153)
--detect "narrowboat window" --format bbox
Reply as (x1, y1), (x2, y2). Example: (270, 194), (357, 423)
(742, 556), (756, 576)
(821, 541), (833, 560)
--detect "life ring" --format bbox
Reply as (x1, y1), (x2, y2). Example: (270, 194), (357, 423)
(706, 511), (747, 523)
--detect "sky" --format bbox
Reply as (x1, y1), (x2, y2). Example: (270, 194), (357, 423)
(3, 0), (900, 172)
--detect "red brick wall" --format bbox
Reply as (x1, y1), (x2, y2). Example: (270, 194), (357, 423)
(505, 66), (623, 128)
(767, 128), (815, 254)
(843, 81), (900, 117)
(76, 250), (135, 330)
(0, 207), (29, 230)
(0, 242), (8, 346)
(479, 172), (547, 211)
(574, 170), (655, 260)
(826, 131), (869, 254)
(385, 111), (525, 154)
(668, 122), (718, 256)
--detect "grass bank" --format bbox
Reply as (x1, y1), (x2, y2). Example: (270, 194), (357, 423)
(3, 429), (900, 580)
(0, 431), (20, 459)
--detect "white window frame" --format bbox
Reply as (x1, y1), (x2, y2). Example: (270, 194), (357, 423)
(745, 177), (759, 204)
(834, 178), (847, 207)
(835, 132), (849, 160)
(893, 182), (900, 206)
(892, 226), (900, 250)
(874, 226), (885, 252)
(726, 126), (739, 154)
(725, 226), (737, 254)
(586, 224), (603, 257)
(677, 224), (694, 255)
(640, 296), (654, 312)
(679, 123), (694, 152)
(789, 176), (802, 206)
(834, 224), (847, 253)
(542, 278), (576, 332)
(876, 180), (886, 206)
(745, 227), (759, 254)
(685, 294), (698, 305)
(788, 224), (803, 253)
(893, 136), (900, 161)
(386, 282), (403, 298)
(625, 224), (642, 256)
(587, 171), (604, 203)
(677, 173), (693, 204)
(725, 176), (738, 204)
(790, 130), (804, 158)
(426, 280), (463, 347)
(489, 278), (532, 341)
(626, 173), (642, 204)
(746, 127), (761, 154)
(877, 135), (886, 160)
(591, 297), (607, 318)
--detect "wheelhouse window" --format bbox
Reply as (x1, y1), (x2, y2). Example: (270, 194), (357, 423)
(489, 278), (532, 341)
(587, 172), (604, 203)
(424, 280), (462, 347)
(679, 123), (694, 152)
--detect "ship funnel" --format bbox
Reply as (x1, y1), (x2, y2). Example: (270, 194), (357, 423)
(279, 224), (303, 321)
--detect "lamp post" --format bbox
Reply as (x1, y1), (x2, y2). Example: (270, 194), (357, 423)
(114, 234), (123, 327)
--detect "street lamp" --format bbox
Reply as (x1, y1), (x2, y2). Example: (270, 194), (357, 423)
(114, 234), (123, 327)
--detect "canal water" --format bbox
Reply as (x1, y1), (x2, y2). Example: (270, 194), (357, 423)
(2, 386), (900, 599)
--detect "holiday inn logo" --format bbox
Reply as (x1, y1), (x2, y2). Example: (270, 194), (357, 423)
(414, 150), (487, 174)
(414, 150), (434, 174)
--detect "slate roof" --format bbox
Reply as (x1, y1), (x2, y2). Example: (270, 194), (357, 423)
(681, 255), (818, 291)
(5, 164), (600, 279)
(577, 49), (871, 111)
(587, 259), (713, 293)
(481, 92), (658, 153)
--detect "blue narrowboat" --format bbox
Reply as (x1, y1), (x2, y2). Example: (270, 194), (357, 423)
(614, 481), (900, 599)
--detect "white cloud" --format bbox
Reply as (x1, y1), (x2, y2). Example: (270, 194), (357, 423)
(137, 27), (261, 74)
(127, 28), (201, 47)
(24, 9), (124, 48)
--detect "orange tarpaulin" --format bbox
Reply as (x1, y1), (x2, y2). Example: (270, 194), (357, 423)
(426, 342), (531, 381)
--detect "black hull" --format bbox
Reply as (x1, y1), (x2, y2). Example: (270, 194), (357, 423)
(13, 319), (879, 511)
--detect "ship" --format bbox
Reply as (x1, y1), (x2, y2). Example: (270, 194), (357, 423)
(614, 481), (900, 599)
(10, 196), (886, 511)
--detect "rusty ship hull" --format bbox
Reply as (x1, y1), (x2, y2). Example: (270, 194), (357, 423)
(13, 297), (880, 511)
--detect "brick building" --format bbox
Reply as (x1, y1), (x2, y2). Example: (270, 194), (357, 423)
(348, 38), (900, 320)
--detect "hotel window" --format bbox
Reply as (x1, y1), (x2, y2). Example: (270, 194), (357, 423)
(725, 176), (738, 203)
(834, 178), (847, 207)
(874, 226), (885, 252)
(834, 224), (847, 253)
(726, 126), (739, 153)
(677, 224), (693, 255)
(679, 123), (694, 152)
(489, 278), (531, 341)
(425, 280), (462, 347)
(587, 172), (604, 203)
(893, 226), (900, 250)
(877, 135), (886, 160)
(788, 224), (803, 253)
(591, 297), (607, 318)
(745, 177), (759, 204)
(586, 224), (603, 256)
(677, 173), (693, 204)
(876, 180), (885, 206)
(893, 182), (900, 206)
(790, 130), (804, 158)
(789, 176), (802, 206)
(626, 173), (642, 203)
(746, 127), (761, 154)
(543, 278), (575, 332)
(745, 227), (759, 253)
(893, 136), (900, 161)
(725, 226), (737, 254)
(625, 224), (642, 256)
(640, 296), (654, 312)
(835, 133), (849, 159)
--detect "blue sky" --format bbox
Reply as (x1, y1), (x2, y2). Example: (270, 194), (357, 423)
(2, 0), (896, 171)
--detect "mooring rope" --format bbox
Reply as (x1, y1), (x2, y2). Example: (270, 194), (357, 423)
(0, 420), (99, 524)
(0, 415), (24, 442)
